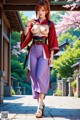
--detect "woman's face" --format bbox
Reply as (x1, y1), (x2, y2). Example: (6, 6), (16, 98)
(37, 6), (47, 19)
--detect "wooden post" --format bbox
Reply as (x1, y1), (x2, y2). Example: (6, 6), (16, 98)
(0, 6), (4, 104)
(68, 77), (74, 96)
(0, 7), (3, 70)
(76, 75), (80, 97)
(4, 23), (12, 97)
(8, 28), (11, 86)
(62, 78), (67, 96)
(58, 80), (62, 91)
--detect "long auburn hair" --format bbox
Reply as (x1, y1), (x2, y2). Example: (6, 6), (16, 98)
(35, 0), (50, 20)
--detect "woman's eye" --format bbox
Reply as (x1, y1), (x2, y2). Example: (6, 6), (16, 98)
(38, 10), (45, 12)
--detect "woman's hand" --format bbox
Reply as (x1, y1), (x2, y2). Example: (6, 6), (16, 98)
(48, 50), (54, 65)
(24, 19), (35, 36)
(48, 56), (53, 65)
(27, 19), (35, 26)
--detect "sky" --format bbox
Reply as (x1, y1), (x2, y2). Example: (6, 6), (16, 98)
(23, 11), (36, 19)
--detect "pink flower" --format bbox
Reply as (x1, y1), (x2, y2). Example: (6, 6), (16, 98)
(67, 0), (73, 1)
(76, 0), (80, 2)
(12, 42), (26, 56)
(56, 12), (80, 36)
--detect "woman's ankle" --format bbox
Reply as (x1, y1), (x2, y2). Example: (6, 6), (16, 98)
(38, 101), (43, 109)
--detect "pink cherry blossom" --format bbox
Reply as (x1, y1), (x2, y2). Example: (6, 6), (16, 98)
(76, 0), (80, 2)
(12, 42), (26, 56)
(67, 0), (73, 1)
(56, 12), (80, 36)
(63, 0), (80, 10)
(56, 0), (80, 9)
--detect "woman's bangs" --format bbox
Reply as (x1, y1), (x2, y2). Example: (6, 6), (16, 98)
(37, 5), (47, 11)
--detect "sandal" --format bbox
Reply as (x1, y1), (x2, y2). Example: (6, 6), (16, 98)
(35, 101), (45, 118)
(35, 108), (43, 118)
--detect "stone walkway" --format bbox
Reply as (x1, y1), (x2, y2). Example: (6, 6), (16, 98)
(0, 95), (80, 120)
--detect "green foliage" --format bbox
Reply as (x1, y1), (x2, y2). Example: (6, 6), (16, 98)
(19, 11), (28, 27)
(11, 31), (21, 60)
(58, 32), (78, 44)
(11, 60), (26, 81)
(18, 52), (27, 63)
(73, 39), (80, 49)
(11, 11), (31, 94)
(50, 69), (57, 82)
(19, 82), (23, 87)
(11, 11), (28, 60)
(12, 88), (16, 95)
(55, 90), (62, 96)
(24, 84), (31, 91)
(53, 40), (80, 78)
(51, 11), (65, 23)
(67, 28), (80, 38)
(11, 72), (20, 81)
(11, 32), (21, 46)
(71, 80), (76, 88)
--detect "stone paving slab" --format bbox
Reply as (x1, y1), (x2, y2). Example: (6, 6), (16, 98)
(0, 95), (80, 120)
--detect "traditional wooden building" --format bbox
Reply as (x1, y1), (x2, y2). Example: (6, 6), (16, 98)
(54, 39), (70, 59)
(0, 5), (24, 104)
(0, 0), (80, 104)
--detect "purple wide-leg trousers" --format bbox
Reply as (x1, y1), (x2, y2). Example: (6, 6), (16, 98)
(29, 45), (50, 99)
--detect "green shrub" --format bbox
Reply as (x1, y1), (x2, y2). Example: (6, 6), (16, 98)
(12, 88), (16, 95)
(55, 90), (62, 96)
(71, 80), (76, 88)
(19, 82), (23, 87)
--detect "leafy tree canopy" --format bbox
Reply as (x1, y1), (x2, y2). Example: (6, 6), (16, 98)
(53, 40), (80, 78)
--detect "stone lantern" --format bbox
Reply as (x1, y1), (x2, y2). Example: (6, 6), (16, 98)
(16, 82), (21, 95)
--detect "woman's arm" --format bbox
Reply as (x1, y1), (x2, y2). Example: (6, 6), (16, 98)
(20, 20), (34, 49)
(50, 50), (54, 59)
(24, 26), (30, 36)
(48, 50), (54, 65)
(24, 19), (35, 36)
(48, 21), (59, 55)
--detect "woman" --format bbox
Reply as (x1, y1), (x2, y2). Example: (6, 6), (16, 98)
(21, 0), (59, 118)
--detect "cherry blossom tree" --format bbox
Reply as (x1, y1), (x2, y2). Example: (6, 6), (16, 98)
(63, 0), (80, 10)
(56, 11), (80, 36)
(12, 42), (26, 57)
(54, 0), (80, 10)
